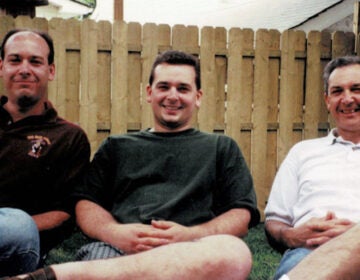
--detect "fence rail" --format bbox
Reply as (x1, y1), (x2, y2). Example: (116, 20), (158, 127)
(0, 15), (356, 217)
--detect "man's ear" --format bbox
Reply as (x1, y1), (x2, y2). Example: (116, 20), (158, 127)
(146, 84), (152, 103)
(195, 89), (203, 108)
(0, 59), (3, 78)
(48, 63), (56, 81)
(324, 92), (330, 110)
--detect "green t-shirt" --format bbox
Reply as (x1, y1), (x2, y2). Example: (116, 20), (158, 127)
(75, 128), (259, 227)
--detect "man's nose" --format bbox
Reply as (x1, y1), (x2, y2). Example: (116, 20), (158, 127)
(18, 61), (31, 75)
(167, 87), (179, 99)
(341, 90), (355, 104)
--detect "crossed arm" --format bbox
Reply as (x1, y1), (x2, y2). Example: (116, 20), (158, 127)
(265, 211), (355, 252)
(32, 211), (70, 231)
(76, 199), (251, 254)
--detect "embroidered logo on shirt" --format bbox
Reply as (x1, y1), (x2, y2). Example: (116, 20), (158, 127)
(27, 135), (51, 158)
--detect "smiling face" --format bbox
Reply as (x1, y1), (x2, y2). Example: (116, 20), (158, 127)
(325, 64), (360, 142)
(0, 31), (55, 113)
(146, 63), (202, 132)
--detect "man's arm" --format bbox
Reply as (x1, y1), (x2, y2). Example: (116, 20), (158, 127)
(35, 130), (90, 233)
(32, 211), (70, 231)
(265, 219), (299, 252)
(75, 199), (171, 254)
(75, 199), (118, 241)
(192, 208), (251, 237)
(76, 200), (251, 253)
(265, 213), (355, 253)
(152, 208), (251, 242)
(264, 219), (321, 252)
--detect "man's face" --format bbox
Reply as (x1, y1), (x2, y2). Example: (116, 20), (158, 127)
(0, 31), (55, 110)
(146, 63), (202, 132)
(325, 64), (360, 137)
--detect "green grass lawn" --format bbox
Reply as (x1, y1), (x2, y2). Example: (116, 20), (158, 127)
(244, 223), (282, 279)
(46, 223), (281, 279)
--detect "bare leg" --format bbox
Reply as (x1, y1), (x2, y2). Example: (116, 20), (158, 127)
(53, 235), (252, 280)
(287, 224), (360, 280)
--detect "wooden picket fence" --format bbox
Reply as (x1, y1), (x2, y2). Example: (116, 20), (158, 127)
(0, 15), (356, 218)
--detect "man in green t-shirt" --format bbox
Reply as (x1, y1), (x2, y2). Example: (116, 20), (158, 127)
(74, 50), (259, 259)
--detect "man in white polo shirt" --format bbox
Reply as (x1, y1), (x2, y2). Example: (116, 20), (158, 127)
(265, 55), (360, 279)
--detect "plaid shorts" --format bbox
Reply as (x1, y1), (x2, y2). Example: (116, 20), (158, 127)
(75, 242), (126, 261)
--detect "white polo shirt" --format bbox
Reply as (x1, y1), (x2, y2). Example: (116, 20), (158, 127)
(265, 129), (360, 227)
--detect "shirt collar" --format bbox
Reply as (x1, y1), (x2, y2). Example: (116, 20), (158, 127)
(0, 95), (58, 125)
(329, 128), (360, 149)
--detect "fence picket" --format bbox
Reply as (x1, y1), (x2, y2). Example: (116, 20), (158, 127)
(111, 20), (128, 135)
(79, 19), (98, 154)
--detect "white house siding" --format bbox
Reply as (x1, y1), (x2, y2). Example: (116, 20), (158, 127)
(36, 0), (93, 19)
(35, 0), (357, 33)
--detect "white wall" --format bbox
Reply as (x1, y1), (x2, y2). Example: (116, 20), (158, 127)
(36, 0), (93, 19)
(38, 0), (355, 33)
(90, 0), (114, 22)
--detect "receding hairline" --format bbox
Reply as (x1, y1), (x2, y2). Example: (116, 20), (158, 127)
(1, 28), (55, 64)
(5, 31), (48, 49)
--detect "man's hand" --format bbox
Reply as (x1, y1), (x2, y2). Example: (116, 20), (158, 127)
(103, 223), (171, 254)
(106, 221), (201, 254)
(283, 211), (354, 249)
(150, 220), (199, 242)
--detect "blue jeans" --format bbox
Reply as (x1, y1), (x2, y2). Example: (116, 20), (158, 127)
(0, 208), (40, 276)
(273, 248), (312, 280)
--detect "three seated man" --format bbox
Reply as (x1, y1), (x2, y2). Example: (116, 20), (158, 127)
(1, 27), (359, 280)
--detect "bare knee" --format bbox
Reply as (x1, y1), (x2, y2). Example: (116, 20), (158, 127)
(198, 234), (252, 280)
